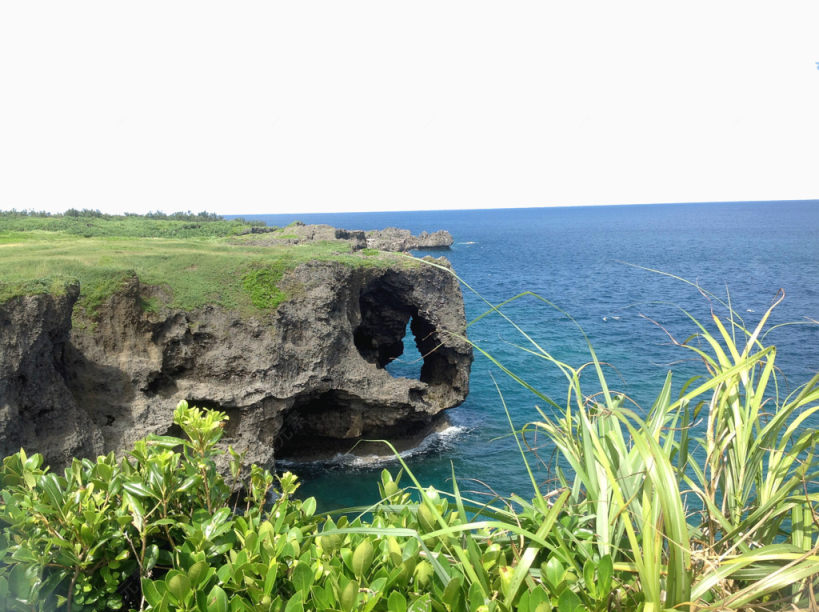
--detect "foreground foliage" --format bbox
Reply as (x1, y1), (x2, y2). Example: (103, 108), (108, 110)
(1, 292), (818, 610)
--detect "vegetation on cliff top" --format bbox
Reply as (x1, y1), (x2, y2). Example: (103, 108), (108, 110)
(1, 288), (817, 610)
(0, 209), (261, 238)
(0, 211), (409, 315)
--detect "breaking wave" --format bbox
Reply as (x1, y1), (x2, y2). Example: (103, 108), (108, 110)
(276, 424), (466, 470)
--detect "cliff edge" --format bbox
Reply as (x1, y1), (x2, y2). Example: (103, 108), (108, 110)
(235, 223), (453, 253)
(0, 257), (472, 469)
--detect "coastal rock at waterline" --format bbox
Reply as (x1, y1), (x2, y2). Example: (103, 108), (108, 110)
(365, 228), (454, 252)
(238, 223), (453, 253)
(0, 260), (472, 469)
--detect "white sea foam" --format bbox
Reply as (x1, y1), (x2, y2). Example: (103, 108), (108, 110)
(276, 424), (466, 469)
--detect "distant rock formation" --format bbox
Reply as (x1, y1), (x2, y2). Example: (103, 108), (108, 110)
(240, 223), (453, 252)
(0, 256), (471, 470)
(365, 228), (454, 252)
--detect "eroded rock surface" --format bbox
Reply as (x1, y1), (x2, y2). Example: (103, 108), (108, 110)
(0, 258), (471, 469)
(365, 228), (453, 251)
(0, 285), (103, 465)
(237, 223), (452, 252)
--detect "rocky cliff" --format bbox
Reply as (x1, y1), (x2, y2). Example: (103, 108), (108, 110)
(0, 257), (472, 469)
(365, 228), (454, 251)
(238, 223), (453, 252)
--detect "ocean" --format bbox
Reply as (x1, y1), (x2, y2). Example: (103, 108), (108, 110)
(234, 201), (819, 510)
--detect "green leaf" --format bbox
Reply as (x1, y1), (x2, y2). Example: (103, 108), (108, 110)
(291, 562), (314, 595)
(518, 591), (531, 612)
(188, 560), (210, 587)
(598, 555), (612, 596)
(216, 564), (231, 585)
(8, 564), (37, 599)
(340, 579), (358, 612)
(557, 589), (581, 612)
(166, 570), (191, 603)
(145, 434), (186, 448)
(387, 590), (407, 612)
(123, 481), (154, 499)
(312, 584), (335, 610)
(95, 462), (113, 482)
(284, 592), (304, 612)
(582, 561), (596, 598)
(176, 475), (199, 493)
(468, 581), (485, 611)
(41, 473), (65, 508)
(229, 595), (254, 612)
(442, 575), (464, 610)
(407, 593), (431, 612)
(144, 544), (160, 572)
(529, 587), (550, 611)
(544, 556), (564, 589)
(264, 563), (278, 595)
(302, 496), (316, 517)
(352, 540), (374, 579)
(207, 585), (228, 612)
(141, 578), (163, 608)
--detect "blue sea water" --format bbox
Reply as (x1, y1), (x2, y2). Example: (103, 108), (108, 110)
(235, 201), (819, 510)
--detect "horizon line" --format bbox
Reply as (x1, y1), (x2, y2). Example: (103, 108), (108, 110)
(3, 198), (817, 218)
(229, 198), (819, 217)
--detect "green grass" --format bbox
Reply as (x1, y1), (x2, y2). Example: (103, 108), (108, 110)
(0, 218), (411, 317)
(0, 214), (255, 239)
(241, 263), (290, 310)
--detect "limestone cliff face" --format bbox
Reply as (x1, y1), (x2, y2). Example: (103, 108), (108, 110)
(365, 228), (453, 251)
(0, 259), (472, 469)
(0, 285), (102, 465)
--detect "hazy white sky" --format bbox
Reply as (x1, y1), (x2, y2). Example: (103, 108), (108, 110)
(1, 2), (818, 216)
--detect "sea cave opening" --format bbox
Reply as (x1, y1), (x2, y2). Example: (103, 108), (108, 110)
(352, 275), (458, 388)
(384, 318), (424, 381)
(274, 389), (431, 461)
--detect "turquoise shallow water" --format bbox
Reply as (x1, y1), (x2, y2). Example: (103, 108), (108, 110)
(235, 201), (819, 510)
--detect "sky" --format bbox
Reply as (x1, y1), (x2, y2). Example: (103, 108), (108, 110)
(1, 2), (818, 216)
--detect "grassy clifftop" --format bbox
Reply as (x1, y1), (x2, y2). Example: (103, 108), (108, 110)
(0, 212), (406, 315)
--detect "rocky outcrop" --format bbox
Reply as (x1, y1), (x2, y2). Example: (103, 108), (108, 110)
(238, 223), (452, 252)
(365, 228), (454, 252)
(0, 258), (472, 470)
(0, 284), (102, 465)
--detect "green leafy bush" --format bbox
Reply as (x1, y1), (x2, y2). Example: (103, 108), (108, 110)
(1, 401), (554, 611)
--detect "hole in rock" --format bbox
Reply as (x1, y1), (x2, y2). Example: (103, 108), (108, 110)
(410, 314), (456, 388)
(384, 318), (423, 381)
(163, 422), (185, 440)
(353, 278), (450, 385)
